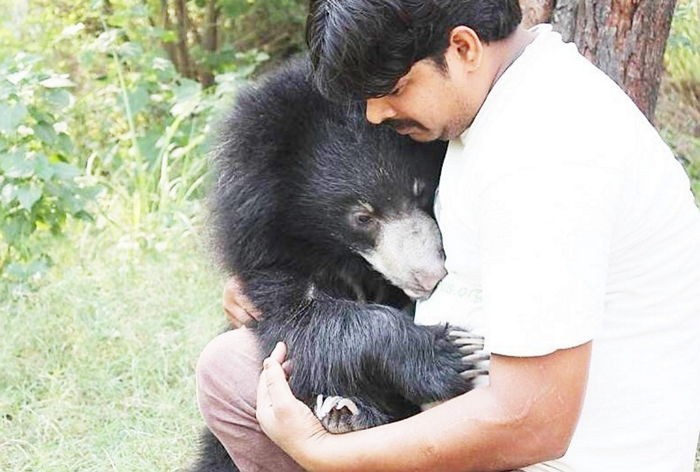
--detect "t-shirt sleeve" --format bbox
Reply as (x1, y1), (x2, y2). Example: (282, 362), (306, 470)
(476, 162), (624, 357)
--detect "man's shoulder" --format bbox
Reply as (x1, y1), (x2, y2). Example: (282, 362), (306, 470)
(464, 33), (651, 177)
(481, 26), (639, 133)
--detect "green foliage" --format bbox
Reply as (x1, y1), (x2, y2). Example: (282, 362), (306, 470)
(173, 0), (306, 76)
(0, 53), (101, 281)
(658, 0), (700, 204)
(10, 2), (268, 223)
(81, 4), (271, 215)
(665, 0), (700, 85)
(222, 0), (308, 58)
(71, 12), (249, 223)
(0, 0), (286, 282)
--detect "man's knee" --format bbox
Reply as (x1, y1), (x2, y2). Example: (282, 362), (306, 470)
(196, 328), (305, 471)
(196, 328), (262, 429)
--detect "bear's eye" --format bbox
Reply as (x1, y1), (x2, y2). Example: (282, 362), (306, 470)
(354, 213), (373, 226)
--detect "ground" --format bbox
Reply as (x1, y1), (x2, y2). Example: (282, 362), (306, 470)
(0, 220), (222, 471)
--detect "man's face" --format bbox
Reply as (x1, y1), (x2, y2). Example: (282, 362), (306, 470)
(365, 34), (491, 142)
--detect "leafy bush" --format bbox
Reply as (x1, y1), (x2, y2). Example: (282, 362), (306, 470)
(222, 0), (308, 60)
(665, 0), (700, 86)
(0, 53), (100, 280)
(70, 12), (266, 225)
(659, 0), (700, 201)
(0, 0), (280, 284)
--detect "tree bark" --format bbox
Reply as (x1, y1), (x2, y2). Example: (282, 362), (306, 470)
(551, 0), (579, 42)
(203, 0), (219, 54)
(518, 0), (677, 122)
(200, 0), (220, 88)
(572, 0), (677, 121)
(160, 0), (179, 71)
(520, 0), (555, 28)
(174, 0), (194, 79)
(519, 0), (578, 40)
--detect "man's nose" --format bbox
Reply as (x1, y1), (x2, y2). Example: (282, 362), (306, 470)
(366, 97), (397, 125)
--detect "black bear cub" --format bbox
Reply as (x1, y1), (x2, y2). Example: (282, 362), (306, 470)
(192, 56), (483, 471)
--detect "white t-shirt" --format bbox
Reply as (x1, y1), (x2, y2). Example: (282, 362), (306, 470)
(415, 24), (700, 471)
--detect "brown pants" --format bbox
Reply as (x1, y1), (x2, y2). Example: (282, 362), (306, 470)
(195, 328), (304, 472)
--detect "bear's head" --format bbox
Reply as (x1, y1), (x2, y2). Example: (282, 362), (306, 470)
(293, 113), (449, 300)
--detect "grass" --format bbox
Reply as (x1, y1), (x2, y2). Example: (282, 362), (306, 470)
(0, 212), (223, 471)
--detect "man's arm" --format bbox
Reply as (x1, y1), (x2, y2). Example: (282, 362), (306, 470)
(258, 341), (591, 472)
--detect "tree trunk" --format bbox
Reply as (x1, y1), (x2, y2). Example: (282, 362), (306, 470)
(520, 0), (554, 28)
(160, 0), (179, 71)
(518, 0), (677, 122)
(174, 0), (194, 79)
(203, 0), (219, 54)
(572, 0), (677, 122)
(200, 0), (220, 88)
(551, 0), (579, 42)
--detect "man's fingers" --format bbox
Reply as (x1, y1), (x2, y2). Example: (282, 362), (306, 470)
(263, 359), (294, 403)
(223, 277), (262, 321)
(257, 343), (295, 423)
(224, 305), (253, 328)
(256, 343), (329, 455)
(281, 359), (293, 377)
(238, 296), (263, 320)
(269, 341), (287, 364)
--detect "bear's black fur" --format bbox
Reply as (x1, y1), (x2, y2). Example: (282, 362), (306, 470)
(191, 56), (479, 471)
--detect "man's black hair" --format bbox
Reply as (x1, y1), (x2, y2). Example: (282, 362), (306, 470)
(306, 0), (522, 102)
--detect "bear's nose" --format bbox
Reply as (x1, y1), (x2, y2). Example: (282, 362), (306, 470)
(413, 266), (448, 292)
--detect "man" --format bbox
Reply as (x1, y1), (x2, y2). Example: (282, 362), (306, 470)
(197, 1), (700, 470)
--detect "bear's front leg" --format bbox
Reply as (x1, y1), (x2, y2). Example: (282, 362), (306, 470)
(347, 309), (490, 405)
(305, 323), (488, 433)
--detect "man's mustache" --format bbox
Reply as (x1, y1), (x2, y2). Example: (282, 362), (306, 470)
(383, 119), (428, 132)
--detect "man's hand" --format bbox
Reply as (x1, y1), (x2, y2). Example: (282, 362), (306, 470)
(256, 342), (591, 472)
(256, 342), (330, 466)
(223, 276), (262, 327)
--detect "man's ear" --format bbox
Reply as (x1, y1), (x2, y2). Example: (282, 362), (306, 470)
(446, 26), (484, 72)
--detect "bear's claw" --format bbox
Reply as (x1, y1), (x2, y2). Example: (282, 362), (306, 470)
(448, 330), (490, 379)
(314, 394), (362, 434)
